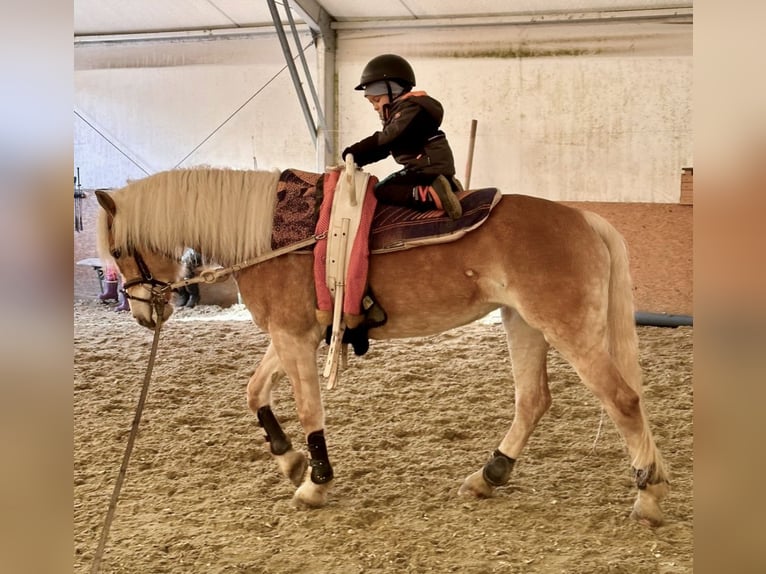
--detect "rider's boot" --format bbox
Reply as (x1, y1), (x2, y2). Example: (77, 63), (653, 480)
(412, 175), (462, 219)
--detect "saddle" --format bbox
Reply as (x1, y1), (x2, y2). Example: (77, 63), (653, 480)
(271, 167), (501, 381)
(271, 168), (501, 255)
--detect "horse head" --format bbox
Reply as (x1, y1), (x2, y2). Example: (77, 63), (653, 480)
(95, 190), (182, 329)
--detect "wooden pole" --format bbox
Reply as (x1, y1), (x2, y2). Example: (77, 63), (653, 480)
(464, 119), (478, 190)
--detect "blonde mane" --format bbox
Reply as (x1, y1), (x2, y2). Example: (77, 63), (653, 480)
(97, 167), (282, 266)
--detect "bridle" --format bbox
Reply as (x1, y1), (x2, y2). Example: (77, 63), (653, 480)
(110, 232), (324, 307)
(111, 247), (174, 306)
(104, 207), (175, 309)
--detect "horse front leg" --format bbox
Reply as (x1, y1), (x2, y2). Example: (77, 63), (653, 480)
(247, 342), (308, 487)
(459, 309), (552, 498)
(270, 329), (335, 509)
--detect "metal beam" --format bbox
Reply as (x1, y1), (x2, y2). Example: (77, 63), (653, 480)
(315, 34), (336, 166)
(288, 1), (337, 165)
(284, 0), (329, 149)
(331, 7), (693, 30)
(269, 0), (337, 167)
(266, 0), (317, 146)
(290, 0), (334, 45)
(74, 24), (307, 45)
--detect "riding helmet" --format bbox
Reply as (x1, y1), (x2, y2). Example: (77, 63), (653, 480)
(355, 54), (416, 91)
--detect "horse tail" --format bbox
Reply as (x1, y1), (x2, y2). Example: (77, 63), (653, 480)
(582, 211), (641, 389)
(582, 210), (667, 478)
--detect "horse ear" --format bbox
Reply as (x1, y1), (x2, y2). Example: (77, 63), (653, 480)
(95, 190), (116, 217)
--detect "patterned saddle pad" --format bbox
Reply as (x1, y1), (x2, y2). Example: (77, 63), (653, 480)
(369, 188), (502, 253)
(270, 169), (501, 252)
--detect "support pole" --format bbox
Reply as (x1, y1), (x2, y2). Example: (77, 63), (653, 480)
(266, 0), (317, 145)
(290, 0), (338, 167)
(465, 119), (478, 190)
(283, 0), (329, 149)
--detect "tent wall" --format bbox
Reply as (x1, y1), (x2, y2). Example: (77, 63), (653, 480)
(74, 15), (691, 202)
(74, 32), (319, 189)
(335, 20), (691, 201)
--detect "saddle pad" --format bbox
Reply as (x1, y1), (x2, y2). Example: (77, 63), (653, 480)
(271, 169), (324, 250)
(369, 188), (502, 253)
(271, 171), (502, 257)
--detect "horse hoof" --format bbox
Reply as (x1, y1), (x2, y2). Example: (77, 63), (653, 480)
(631, 482), (668, 527)
(292, 479), (332, 509)
(630, 502), (663, 527)
(275, 449), (309, 487)
(458, 469), (495, 498)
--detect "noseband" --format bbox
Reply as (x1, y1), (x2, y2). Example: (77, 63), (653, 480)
(119, 250), (173, 305)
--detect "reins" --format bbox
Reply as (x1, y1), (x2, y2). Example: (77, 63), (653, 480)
(166, 233), (324, 292)
(90, 294), (165, 574)
(90, 232), (323, 573)
(118, 234), (325, 304)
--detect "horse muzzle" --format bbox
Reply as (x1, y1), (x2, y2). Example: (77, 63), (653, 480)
(123, 284), (174, 329)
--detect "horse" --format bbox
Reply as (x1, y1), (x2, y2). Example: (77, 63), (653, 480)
(94, 167), (669, 526)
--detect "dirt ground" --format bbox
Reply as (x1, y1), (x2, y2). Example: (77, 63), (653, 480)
(73, 300), (692, 574)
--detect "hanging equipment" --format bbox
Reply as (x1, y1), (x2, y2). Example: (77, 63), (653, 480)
(74, 166), (85, 232)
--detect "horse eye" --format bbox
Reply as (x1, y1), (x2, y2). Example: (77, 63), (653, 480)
(111, 248), (121, 259)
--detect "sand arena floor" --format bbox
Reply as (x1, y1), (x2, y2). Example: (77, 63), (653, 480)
(74, 300), (692, 574)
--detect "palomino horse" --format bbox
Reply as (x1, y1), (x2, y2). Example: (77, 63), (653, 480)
(95, 167), (669, 525)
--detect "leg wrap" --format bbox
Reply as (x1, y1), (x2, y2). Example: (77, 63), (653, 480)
(307, 430), (334, 484)
(632, 463), (666, 490)
(256, 406), (292, 456)
(482, 449), (516, 487)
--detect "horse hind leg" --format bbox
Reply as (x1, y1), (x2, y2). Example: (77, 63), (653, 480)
(568, 346), (669, 526)
(459, 308), (552, 498)
(247, 342), (308, 486)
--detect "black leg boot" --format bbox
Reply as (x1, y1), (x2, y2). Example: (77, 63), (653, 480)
(185, 283), (200, 308)
(175, 287), (190, 307)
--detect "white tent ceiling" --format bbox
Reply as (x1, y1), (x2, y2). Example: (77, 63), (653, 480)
(74, 0), (691, 38)
(73, 0), (692, 188)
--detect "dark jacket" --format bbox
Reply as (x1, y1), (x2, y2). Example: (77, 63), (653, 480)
(342, 91), (456, 176)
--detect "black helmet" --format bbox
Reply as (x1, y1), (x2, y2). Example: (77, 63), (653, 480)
(355, 54), (416, 91)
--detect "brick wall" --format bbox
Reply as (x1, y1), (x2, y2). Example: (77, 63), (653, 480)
(563, 202), (692, 315)
(74, 193), (103, 300)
